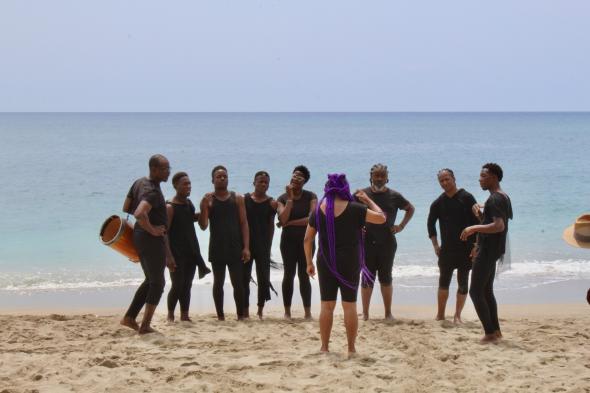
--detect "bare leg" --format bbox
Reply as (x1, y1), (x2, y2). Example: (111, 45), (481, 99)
(120, 316), (139, 331)
(454, 292), (467, 323)
(361, 287), (373, 321)
(138, 304), (158, 335)
(167, 311), (175, 322)
(342, 301), (358, 356)
(436, 288), (449, 320)
(319, 301), (336, 352)
(381, 284), (394, 320)
(304, 306), (312, 320)
(284, 306), (291, 320)
(180, 311), (192, 322)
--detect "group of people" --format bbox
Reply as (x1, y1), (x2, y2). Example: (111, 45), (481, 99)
(119, 154), (513, 351)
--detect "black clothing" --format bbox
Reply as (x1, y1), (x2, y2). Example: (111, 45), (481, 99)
(126, 177), (167, 231)
(244, 194), (276, 308)
(277, 190), (318, 241)
(427, 189), (478, 255)
(362, 187), (409, 244)
(166, 199), (206, 314)
(208, 192), (245, 318)
(208, 192), (243, 263)
(470, 191), (512, 335)
(478, 192), (513, 256)
(362, 238), (396, 287)
(125, 231), (166, 318)
(439, 260), (470, 294)
(124, 177), (167, 318)
(278, 189), (317, 308)
(309, 202), (367, 302)
(469, 247), (501, 334)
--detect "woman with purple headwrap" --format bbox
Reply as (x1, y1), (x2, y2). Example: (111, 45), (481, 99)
(304, 174), (385, 356)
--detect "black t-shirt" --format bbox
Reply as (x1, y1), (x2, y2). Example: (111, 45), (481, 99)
(362, 187), (409, 244)
(427, 189), (479, 254)
(309, 201), (367, 269)
(126, 177), (167, 231)
(167, 199), (203, 263)
(244, 193), (276, 259)
(277, 190), (317, 241)
(479, 192), (513, 256)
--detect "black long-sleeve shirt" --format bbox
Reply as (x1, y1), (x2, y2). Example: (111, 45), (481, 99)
(427, 189), (479, 254)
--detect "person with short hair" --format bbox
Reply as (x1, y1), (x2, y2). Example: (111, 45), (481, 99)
(277, 165), (317, 319)
(461, 163), (513, 343)
(359, 163), (415, 320)
(165, 171), (210, 323)
(121, 154), (176, 334)
(305, 174), (385, 356)
(427, 168), (478, 323)
(199, 166), (250, 321)
(243, 171), (278, 319)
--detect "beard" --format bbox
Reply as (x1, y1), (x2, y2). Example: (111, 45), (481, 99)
(371, 183), (387, 192)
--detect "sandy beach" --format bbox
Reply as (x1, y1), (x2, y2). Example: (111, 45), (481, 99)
(1, 302), (589, 393)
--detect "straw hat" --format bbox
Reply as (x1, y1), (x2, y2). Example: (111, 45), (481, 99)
(563, 214), (590, 249)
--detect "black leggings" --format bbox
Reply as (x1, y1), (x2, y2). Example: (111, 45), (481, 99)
(469, 248), (501, 335)
(212, 259), (245, 318)
(243, 257), (271, 308)
(125, 231), (166, 319)
(167, 259), (196, 314)
(280, 238), (312, 308)
(439, 264), (470, 295)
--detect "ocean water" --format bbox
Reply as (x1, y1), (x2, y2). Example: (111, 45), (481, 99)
(0, 113), (589, 293)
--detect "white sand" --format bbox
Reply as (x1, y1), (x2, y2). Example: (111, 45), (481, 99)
(1, 304), (589, 392)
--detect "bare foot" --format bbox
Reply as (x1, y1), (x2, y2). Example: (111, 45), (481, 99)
(480, 334), (498, 344)
(284, 312), (292, 320)
(436, 315), (446, 321)
(384, 313), (395, 321)
(257, 307), (264, 320)
(347, 351), (357, 359)
(362, 313), (369, 321)
(120, 317), (139, 331)
(138, 325), (157, 335)
(167, 313), (175, 323)
(180, 317), (193, 323)
(217, 315), (225, 321)
(495, 330), (503, 339)
(453, 315), (463, 324)
(320, 346), (329, 353)
(304, 313), (313, 320)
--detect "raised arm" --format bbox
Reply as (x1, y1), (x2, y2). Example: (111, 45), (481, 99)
(237, 194), (251, 262)
(198, 193), (213, 230)
(355, 189), (386, 225)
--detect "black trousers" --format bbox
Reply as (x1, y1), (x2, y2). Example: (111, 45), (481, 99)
(125, 230), (166, 319)
(212, 259), (245, 318)
(167, 258), (196, 314)
(243, 256), (271, 308)
(280, 238), (312, 308)
(469, 247), (501, 335)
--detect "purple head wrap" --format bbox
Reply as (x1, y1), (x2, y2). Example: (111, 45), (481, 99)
(315, 173), (375, 289)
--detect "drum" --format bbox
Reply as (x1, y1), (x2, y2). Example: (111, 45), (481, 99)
(100, 215), (140, 263)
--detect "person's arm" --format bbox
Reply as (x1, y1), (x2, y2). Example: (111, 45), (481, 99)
(236, 194), (251, 262)
(269, 200), (277, 248)
(393, 202), (415, 234)
(304, 225), (317, 278)
(166, 203), (174, 231)
(285, 198), (318, 227)
(123, 197), (133, 214)
(460, 216), (505, 241)
(134, 200), (165, 236)
(355, 190), (386, 224)
(427, 201), (440, 256)
(277, 185), (295, 225)
(198, 193), (213, 230)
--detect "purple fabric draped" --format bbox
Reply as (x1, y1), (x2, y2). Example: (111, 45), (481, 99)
(315, 173), (375, 289)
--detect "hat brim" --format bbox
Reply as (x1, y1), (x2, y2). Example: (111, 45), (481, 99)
(563, 225), (590, 249)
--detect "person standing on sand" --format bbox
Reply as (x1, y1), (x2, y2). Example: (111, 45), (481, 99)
(358, 163), (415, 321)
(305, 174), (385, 356)
(427, 169), (479, 323)
(243, 171), (278, 319)
(461, 163), (512, 343)
(165, 171), (211, 323)
(199, 165), (250, 321)
(120, 154), (176, 334)
(277, 165), (317, 320)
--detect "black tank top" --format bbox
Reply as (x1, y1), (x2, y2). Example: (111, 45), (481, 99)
(209, 192), (242, 262)
(167, 199), (203, 264)
(244, 193), (275, 259)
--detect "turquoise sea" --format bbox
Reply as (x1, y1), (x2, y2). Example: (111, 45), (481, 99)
(0, 113), (589, 295)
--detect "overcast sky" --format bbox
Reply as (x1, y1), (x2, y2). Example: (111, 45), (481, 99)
(1, 0), (589, 112)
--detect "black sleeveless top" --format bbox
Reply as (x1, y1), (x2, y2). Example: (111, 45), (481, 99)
(208, 192), (242, 263)
(167, 199), (204, 266)
(244, 193), (275, 260)
(277, 189), (317, 242)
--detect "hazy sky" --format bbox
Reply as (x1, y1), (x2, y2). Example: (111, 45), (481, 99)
(1, 1), (589, 112)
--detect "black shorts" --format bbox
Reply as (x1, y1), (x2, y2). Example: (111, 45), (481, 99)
(438, 250), (472, 294)
(317, 254), (360, 302)
(362, 236), (397, 287)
